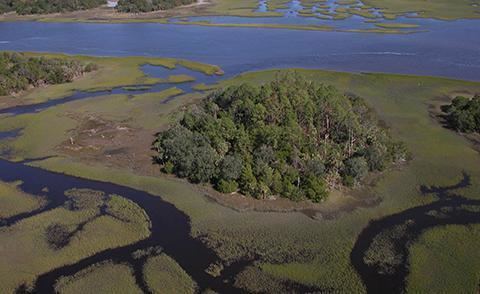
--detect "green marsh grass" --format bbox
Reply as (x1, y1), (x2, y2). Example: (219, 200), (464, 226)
(0, 189), (149, 292)
(0, 53), (221, 106)
(55, 261), (142, 294)
(0, 180), (46, 218)
(3, 60), (480, 291)
(143, 253), (197, 293)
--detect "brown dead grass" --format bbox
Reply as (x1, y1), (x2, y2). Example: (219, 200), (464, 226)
(58, 113), (160, 176)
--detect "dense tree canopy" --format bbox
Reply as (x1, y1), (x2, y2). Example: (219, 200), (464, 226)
(0, 0), (105, 14)
(441, 95), (480, 133)
(153, 73), (407, 202)
(116, 0), (195, 13)
(0, 52), (97, 96)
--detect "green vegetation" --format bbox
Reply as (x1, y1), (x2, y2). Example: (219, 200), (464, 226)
(2, 53), (480, 292)
(0, 0), (104, 14)
(0, 52), (96, 96)
(363, 0), (480, 20)
(55, 262), (142, 294)
(171, 21), (335, 32)
(117, 0), (195, 13)
(441, 94), (480, 133)
(407, 225), (480, 293)
(0, 52), (220, 107)
(153, 73), (406, 201)
(0, 180), (46, 218)
(0, 188), (149, 292)
(143, 253), (197, 293)
(375, 23), (420, 29)
(1, 0), (479, 30)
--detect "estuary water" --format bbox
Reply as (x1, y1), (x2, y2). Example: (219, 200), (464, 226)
(0, 20), (480, 81)
(1, 18), (480, 293)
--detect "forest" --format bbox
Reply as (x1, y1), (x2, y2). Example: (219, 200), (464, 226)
(442, 95), (480, 133)
(0, 52), (96, 96)
(153, 73), (407, 202)
(116, 0), (195, 13)
(0, 0), (104, 14)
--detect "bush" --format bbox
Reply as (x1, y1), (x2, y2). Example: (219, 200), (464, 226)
(45, 223), (71, 250)
(216, 179), (238, 193)
(442, 95), (480, 133)
(303, 176), (328, 202)
(343, 175), (355, 187)
(162, 161), (175, 174)
(343, 157), (369, 184)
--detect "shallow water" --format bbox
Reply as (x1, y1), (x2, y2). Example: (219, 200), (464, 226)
(0, 65), (222, 116)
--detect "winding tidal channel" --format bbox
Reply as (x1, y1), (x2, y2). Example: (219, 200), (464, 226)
(1, 19), (480, 293)
(0, 159), (249, 293)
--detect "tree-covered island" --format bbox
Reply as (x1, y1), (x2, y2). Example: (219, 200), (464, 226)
(153, 73), (407, 202)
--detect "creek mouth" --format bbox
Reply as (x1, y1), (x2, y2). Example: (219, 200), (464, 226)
(351, 172), (480, 293)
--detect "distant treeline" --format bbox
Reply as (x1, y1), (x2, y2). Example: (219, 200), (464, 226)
(153, 73), (407, 202)
(442, 95), (480, 133)
(116, 0), (195, 13)
(0, 0), (104, 14)
(0, 52), (97, 96)
(0, 0), (196, 14)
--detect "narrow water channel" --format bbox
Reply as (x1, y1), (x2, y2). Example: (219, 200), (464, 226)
(0, 65), (223, 116)
(0, 158), (247, 293)
(350, 173), (480, 293)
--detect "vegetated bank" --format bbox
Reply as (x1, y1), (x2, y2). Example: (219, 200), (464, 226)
(153, 73), (407, 202)
(0, 52), (97, 96)
(116, 0), (195, 13)
(441, 94), (480, 133)
(0, 0), (105, 14)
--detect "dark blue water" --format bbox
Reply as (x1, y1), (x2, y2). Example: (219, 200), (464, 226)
(0, 129), (20, 140)
(1, 18), (480, 293)
(1, 21), (480, 81)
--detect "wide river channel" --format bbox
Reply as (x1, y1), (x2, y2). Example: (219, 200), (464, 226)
(1, 19), (480, 293)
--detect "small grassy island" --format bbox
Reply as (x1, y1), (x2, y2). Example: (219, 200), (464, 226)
(0, 52), (96, 96)
(153, 73), (407, 202)
(441, 95), (480, 133)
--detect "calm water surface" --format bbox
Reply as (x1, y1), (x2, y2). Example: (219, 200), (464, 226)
(0, 18), (480, 293)
(0, 21), (479, 80)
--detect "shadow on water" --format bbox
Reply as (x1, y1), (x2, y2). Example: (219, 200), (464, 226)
(351, 172), (480, 293)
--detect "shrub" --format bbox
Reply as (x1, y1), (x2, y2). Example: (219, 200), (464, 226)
(343, 157), (369, 184)
(45, 223), (71, 250)
(162, 161), (175, 174)
(442, 95), (480, 133)
(216, 179), (238, 193)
